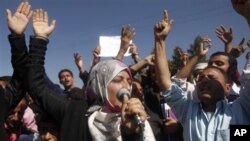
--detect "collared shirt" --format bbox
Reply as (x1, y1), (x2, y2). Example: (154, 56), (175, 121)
(171, 75), (195, 100)
(164, 70), (250, 141)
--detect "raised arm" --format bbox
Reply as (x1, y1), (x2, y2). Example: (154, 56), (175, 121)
(74, 52), (85, 74)
(177, 49), (189, 68)
(6, 1), (32, 109)
(115, 25), (135, 61)
(175, 36), (211, 79)
(129, 43), (141, 63)
(29, 8), (56, 93)
(74, 52), (89, 87)
(1, 3), (32, 140)
(154, 10), (173, 92)
(129, 54), (154, 76)
(28, 9), (69, 121)
(90, 44), (101, 71)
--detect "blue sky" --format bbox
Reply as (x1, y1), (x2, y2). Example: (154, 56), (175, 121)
(0, 0), (249, 88)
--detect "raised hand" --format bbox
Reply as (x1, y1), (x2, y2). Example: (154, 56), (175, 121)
(230, 38), (249, 58)
(197, 36), (212, 57)
(6, 2), (33, 36)
(215, 25), (233, 45)
(177, 49), (189, 67)
(115, 25), (135, 61)
(154, 10), (174, 41)
(121, 25), (135, 45)
(74, 53), (84, 73)
(129, 43), (142, 63)
(90, 45), (101, 70)
(93, 45), (101, 58)
(32, 9), (56, 39)
(129, 43), (138, 56)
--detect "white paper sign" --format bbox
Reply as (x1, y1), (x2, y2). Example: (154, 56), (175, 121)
(99, 36), (131, 57)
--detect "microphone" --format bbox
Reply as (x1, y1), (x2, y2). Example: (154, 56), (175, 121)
(117, 88), (131, 101)
(117, 88), (144, 126)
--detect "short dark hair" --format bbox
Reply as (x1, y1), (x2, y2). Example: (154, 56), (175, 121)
(58, 69), (73, 79)
(209, 51), (238, 85)
(0, 76), (12, 82)
(203, 66), (231, 83)
(209, 52), (238, 73)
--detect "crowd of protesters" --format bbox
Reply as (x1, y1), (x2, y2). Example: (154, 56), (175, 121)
(0, 0), (250, 141)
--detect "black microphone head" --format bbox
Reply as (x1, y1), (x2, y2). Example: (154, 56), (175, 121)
(117, 88), (130, 101)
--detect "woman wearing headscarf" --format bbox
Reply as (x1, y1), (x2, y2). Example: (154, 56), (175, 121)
(27, 8), (155, 141)
(86, 60), (155, 141)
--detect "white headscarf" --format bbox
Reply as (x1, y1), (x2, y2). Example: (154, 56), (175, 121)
(87, 60), (131, 107)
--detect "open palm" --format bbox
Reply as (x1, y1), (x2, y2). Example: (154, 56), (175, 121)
(32, 9), (56, 38)
(7, 2), (32, 35)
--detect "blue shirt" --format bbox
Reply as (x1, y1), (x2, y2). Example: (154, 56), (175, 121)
(164, 70), (250, 141)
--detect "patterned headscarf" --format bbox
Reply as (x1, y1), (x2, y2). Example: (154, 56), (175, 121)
(87, 60), (131, 106)
(87, 60), (156, 141)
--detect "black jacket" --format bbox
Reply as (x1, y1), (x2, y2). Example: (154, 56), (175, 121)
(0, 35), (28, 141)
(27, 37), (90, 141)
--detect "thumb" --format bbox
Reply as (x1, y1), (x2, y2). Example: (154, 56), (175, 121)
(6, 9), (12, 21)
(48, 20), (56, 34)
(121, 95), (129, 121)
